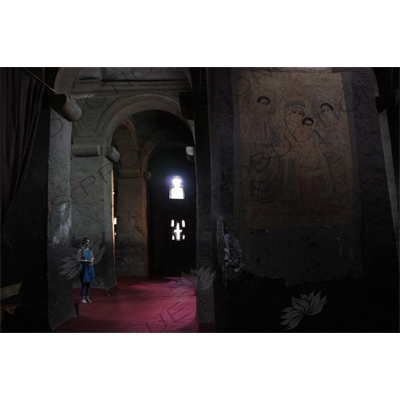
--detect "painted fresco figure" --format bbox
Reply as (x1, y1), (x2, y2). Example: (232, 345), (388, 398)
(249, 150), (286, 204)
(248, 100), (310, 206)
(274, 100), (308, 198)
(255, 96), (272, 141)
(246, 93), (283, 143)
(247, 94), (348, 214)
(242, 75), (355, 227)
(77, 237), (95, 303)
(316, 102), (344, 150)
(246, 95), (274, 142)
(313, 102), (350, 199)
(290, 117), (331, 212)
(248, 96), (296, 204)
(285, 101), (306, 137)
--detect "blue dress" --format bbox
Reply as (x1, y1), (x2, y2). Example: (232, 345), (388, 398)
(79, 248), (95, 283)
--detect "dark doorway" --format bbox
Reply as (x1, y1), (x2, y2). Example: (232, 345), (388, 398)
(147, 146), (196, 276)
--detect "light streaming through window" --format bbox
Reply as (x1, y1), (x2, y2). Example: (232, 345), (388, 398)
(169, 176), (184, 199)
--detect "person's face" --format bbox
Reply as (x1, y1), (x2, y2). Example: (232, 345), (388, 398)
(289, 107), (305, 123)
(321, 105), (333, 119)
(256, 98), (270, 113)
(84, 239), (90, 247)
(303, 120), (313, 128)
(297, 120), (313, 141)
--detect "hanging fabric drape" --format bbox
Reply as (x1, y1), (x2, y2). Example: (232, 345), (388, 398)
(1, 68), (44, 250)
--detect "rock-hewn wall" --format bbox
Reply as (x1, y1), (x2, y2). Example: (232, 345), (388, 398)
(208, 67), (398, 332)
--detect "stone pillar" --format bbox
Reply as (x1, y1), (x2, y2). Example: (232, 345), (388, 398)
(116, 170), (149, 276)
(378, 109), (399, 255)
(47, 110), (76, 329)
(190, 68), (215, 328)
(71, 145), (119, 289)
(206, 68), (236, 331)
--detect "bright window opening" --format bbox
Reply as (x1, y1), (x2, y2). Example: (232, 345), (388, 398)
(171, 219), (186, 241)
(169, 176), (184, 199)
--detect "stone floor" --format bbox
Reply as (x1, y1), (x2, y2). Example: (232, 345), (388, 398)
(52, 276), (198, 333)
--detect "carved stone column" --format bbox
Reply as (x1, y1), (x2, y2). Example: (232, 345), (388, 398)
(190, 68), (215, 328)
(115, 169), (150, 276)
(47, 110), (75, 329)
(70, 144), (120, 289)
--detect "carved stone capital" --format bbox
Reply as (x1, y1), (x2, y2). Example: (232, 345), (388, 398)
(71, 145), (120, 163)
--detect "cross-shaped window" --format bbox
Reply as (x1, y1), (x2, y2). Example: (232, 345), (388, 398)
(171, 219), (186, 241)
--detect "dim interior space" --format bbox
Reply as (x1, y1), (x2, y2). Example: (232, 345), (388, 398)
(1, 67), (399, 335)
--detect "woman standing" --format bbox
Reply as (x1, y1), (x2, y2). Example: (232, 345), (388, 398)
(77, 237), (95, 303)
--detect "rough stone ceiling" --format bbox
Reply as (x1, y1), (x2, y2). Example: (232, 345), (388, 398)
(101, 67), (188, 81)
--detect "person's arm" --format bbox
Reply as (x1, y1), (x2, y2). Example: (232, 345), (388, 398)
(78, 249), (90, 263)
(90, 251), (94, 265)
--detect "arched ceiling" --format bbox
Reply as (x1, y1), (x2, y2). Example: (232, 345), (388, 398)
(102, 67), (189, 82)
(129, 110), (194, 147)
(75, 67), (191, 85)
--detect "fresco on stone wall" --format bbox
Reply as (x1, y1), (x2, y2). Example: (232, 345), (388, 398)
(233, 70), (355, 228)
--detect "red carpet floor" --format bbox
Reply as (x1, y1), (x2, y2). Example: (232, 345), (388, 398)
(53, 276), (198, 333)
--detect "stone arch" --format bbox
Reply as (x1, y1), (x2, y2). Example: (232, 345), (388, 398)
(141, 135), (190, 173)
(118, 119), (139, 150)
(108, 110), (194, 277)
(110, 120), (147, 277)
(49, 67), (196, 324)
(98, 94), (194, 148)
(112, 119), (140, 173)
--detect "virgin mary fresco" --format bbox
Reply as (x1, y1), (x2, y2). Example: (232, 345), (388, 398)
(237, 73), (354, 227)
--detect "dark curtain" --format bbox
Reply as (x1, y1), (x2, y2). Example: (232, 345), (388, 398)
(1, 68), (44, 250)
